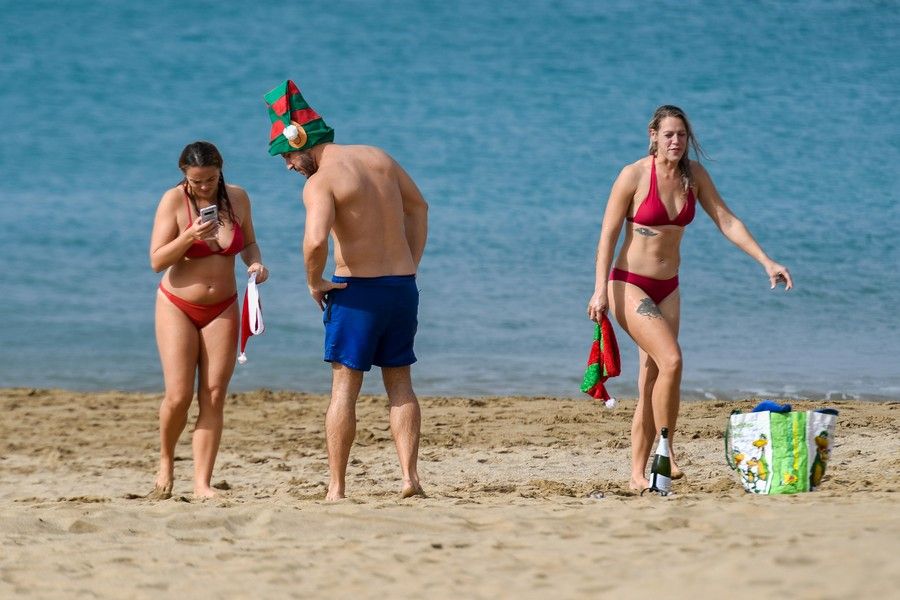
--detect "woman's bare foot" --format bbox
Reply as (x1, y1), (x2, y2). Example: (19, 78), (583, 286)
(146, 480), (173, 500)
(193, 486), (217, 499)
(629, 476), (649, 492)
(148, 461), (175, 499)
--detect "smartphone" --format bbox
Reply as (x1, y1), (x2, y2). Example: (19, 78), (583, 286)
(199, 205), (218, 224)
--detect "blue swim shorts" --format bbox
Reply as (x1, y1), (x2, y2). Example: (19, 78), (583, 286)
(323, 274), (419, 371)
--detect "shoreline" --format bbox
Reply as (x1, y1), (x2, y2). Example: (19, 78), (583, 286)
(2, 389), (899, 597)
(3, 385), (899, 403)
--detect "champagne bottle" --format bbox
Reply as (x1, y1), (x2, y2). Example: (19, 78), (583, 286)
(647, 427), (672, 496)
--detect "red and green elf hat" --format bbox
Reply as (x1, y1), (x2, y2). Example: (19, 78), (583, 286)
(264, 80), (334, 156)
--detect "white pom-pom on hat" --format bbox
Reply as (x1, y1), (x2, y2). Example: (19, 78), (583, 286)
(282, 121), (308, 148)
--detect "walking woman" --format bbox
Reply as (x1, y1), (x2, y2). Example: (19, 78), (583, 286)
(587, 106), (792, 491)
(149, 141), (268, 498)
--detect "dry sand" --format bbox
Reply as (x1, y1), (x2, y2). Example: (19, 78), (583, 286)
(1, 388), (898, 599)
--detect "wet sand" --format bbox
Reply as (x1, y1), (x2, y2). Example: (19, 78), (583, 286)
(1, 388), (898, 598)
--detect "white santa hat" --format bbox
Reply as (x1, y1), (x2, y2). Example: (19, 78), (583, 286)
(238, 273), (265, 364)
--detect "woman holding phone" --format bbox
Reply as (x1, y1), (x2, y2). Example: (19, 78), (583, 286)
(149, 140), (268, 498)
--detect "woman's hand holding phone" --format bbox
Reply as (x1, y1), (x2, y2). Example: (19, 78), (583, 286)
(197, 205), (219, 240)
(191, 217), (219, 241)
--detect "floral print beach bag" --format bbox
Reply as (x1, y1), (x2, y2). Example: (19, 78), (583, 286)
(725, 406), (838, 494)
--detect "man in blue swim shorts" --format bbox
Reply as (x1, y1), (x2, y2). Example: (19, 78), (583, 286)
(264, 80), (429, 501)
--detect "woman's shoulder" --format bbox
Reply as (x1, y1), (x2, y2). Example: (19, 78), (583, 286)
(225, 184), (251, 222)
(225, 183), (249, 203)
(617, 156), (651, 182)
(688, 158), (709, 170)
(158, 185), (185, 209)
(689, 159), (711, 181)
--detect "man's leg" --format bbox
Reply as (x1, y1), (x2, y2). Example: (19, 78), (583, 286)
(382, 366), (424, 497)
(326, 363), (363, 501)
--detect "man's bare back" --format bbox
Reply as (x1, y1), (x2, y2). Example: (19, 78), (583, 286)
(320, 145), (416, 276)
(293, 143), (428, 285)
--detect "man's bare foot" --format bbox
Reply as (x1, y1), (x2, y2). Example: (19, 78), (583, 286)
(326, 485), (345, 501)
(671, 467), (684, 480)
(146, 481), (173, 500)
(401, 483), (426, 499)
(629, 476), (649, 492)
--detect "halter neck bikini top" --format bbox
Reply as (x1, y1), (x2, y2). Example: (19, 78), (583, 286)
(626, 159), (696, 228)
(183, 191), (244, 259)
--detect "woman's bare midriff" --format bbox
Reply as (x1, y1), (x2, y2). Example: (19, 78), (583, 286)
(163, 256), (237, 303)
(613, 224), (684, 280)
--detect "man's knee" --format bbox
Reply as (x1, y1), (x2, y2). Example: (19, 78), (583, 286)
(382, 366), (414, 395)
(331, 363), (364, 394)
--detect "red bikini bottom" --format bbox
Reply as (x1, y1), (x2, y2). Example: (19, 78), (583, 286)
(159, 284), (237, 329)
(609, 268), (679, 305)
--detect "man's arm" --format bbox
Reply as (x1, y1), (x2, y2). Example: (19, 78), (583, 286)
(396, 163), (428, 268)
(302, 178), (346, 309)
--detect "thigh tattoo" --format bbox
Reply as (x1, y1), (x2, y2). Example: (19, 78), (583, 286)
(636, 298), (662, 318)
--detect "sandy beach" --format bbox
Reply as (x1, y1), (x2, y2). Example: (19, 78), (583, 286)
(1, 388), (898, 599)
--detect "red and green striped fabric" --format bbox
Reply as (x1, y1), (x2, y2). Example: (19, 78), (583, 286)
(581, 314), (621, 402)
(264, 79), (334, 156)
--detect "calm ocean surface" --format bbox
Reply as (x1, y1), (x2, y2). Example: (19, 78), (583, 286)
(2, 1), (898, 400)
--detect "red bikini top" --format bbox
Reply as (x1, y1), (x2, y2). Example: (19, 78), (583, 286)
(627, 159), (696, 228)
(183, 192), (244, 259)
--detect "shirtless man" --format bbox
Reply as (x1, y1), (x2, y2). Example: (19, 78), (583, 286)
(264, 80), (429, 500)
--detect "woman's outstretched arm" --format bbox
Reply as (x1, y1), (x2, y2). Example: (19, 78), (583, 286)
(694, 162), (793, 290)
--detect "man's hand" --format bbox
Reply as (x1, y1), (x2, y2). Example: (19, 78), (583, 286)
(309, 279), (348, 310)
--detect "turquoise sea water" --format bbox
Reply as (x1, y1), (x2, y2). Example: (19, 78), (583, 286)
(2, 1), (898, 400)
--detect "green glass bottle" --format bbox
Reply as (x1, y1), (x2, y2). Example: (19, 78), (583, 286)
(648, 427), (672, 496)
